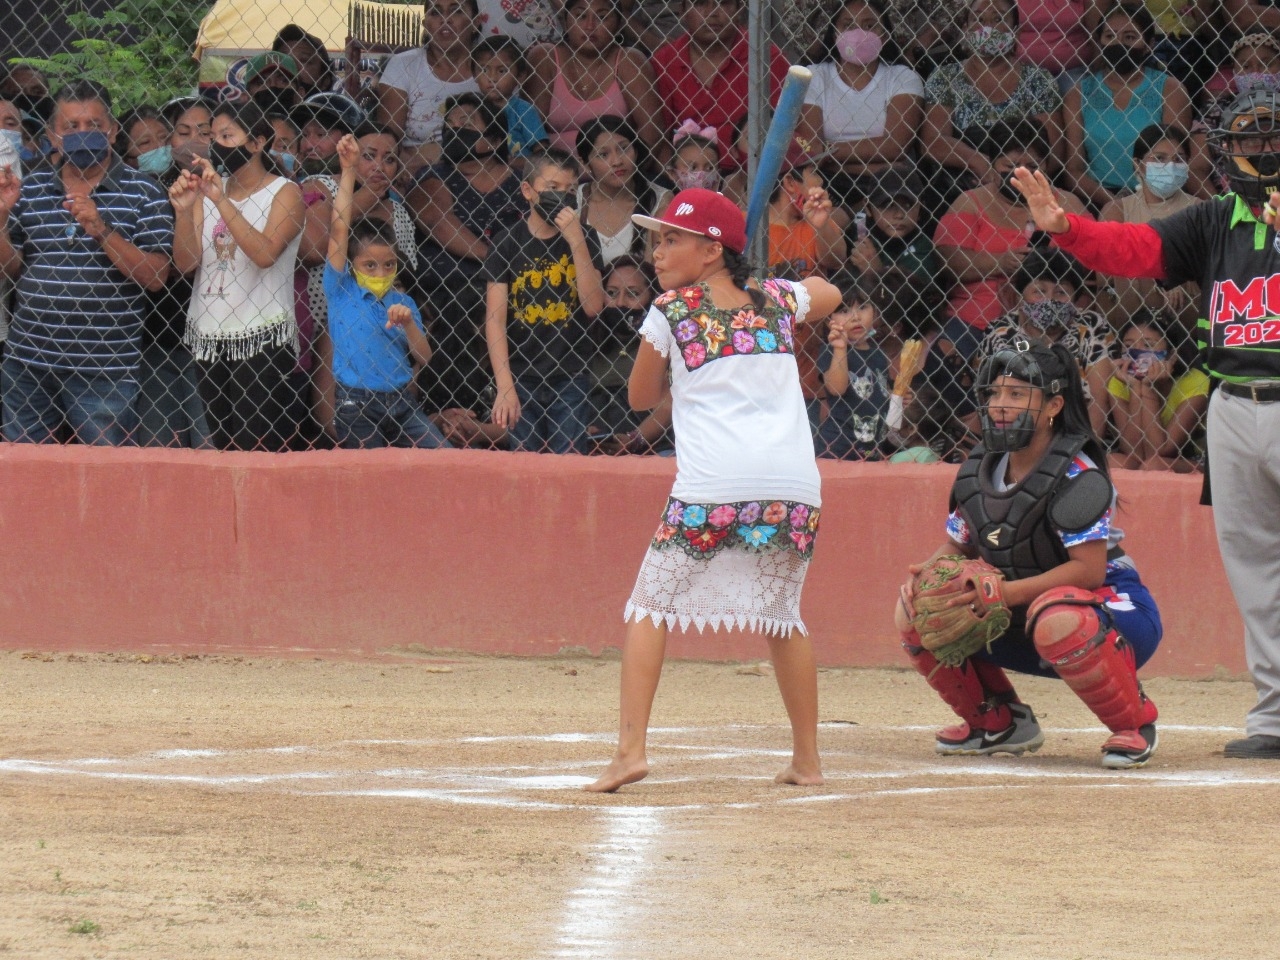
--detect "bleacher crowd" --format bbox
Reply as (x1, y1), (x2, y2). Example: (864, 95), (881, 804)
(1, 0), (1273, 465)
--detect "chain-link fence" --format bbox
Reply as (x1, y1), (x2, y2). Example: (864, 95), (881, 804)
(1, 0), (1265, 463)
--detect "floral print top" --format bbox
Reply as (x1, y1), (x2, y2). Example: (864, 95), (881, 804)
(924, 61), (1061, 134)
(652, 279), (802, 373)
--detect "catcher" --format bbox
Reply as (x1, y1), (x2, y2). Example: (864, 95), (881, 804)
(895, 337), (1164, 769)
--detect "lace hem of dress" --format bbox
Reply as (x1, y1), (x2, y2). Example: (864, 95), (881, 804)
(653, 497), (820, 559)
(624, 601), (808, 638)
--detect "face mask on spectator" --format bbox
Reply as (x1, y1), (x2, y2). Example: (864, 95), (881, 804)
(599, 305), (646, 332)
(1100, 43), (1143, 74)
(13, 93), (53, 123)
(441, 124), (494, 166)
(136, 144), (172, 175)
(1143, 160), (1189, 198)
(270, 150), (298, 176)
(209, 141), (254, 176)
(674, 168), (721, 191)
(966, 25), (1015, 58)
(171, 139), (209, 172)
(354, 269), (396, 299)
(1021, 298), (1077, 332)
(997, 174), (1024, 204)
(253, 88), (299, 112)
(836, 29), (883, 65)
(1234, 71), (1280, 93)
(536, 189), (577, 221)
(60, 130), (111, 169)
(0, 128), (21, 155)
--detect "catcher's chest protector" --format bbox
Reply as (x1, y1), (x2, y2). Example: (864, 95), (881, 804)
(950, 433), (1088, 580)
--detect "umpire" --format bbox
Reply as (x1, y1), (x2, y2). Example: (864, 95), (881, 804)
(1013, 88), (1280, 760)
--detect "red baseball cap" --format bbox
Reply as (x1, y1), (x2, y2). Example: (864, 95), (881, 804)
(632, 188), (747, 254)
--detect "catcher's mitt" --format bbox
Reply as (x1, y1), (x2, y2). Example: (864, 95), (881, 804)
(910, 555), (1011, 667)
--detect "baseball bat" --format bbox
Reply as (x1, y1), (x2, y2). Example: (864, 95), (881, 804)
(743, 65), (813, 253)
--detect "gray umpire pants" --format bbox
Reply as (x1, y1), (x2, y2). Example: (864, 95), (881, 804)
(1208, 388), (1280, 737)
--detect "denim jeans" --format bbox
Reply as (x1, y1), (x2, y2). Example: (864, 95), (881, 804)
(135, 342), (211, 448)
(1, 355), (138, 445)
(509, 375), (589, 454)
(334, 383), (450, 449)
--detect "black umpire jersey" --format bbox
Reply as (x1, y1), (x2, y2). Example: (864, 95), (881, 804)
(1150, 193), (1280, 382)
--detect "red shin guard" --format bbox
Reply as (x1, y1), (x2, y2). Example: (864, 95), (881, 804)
(902, 630), (1013, 732)
(1028, 587), (1157, 733)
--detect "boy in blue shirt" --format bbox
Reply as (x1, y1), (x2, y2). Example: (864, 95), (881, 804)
(472, 36), (548, 164)
(324, 133), (450, 448)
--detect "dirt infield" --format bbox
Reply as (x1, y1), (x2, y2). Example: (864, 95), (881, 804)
(2, 649), (1277, 959)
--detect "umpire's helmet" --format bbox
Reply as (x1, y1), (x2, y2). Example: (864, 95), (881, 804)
(1210, 89), (1280, 204)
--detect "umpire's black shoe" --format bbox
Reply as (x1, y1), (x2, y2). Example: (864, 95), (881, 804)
(1223, 734), (1280, 759)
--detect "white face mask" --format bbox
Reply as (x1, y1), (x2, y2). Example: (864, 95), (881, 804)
(966, 24), (1016, 57)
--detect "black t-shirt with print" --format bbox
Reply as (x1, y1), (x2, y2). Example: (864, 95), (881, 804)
(482, 220), (602, 383)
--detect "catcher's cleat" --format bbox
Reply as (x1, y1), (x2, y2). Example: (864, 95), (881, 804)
(1101, 723), (1158, 769)
(935, 703), (1045, 756)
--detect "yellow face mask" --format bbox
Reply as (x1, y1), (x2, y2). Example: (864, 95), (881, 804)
(354, 269), (396, 299)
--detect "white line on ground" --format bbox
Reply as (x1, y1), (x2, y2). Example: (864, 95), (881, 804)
(547, 806), (664, 960)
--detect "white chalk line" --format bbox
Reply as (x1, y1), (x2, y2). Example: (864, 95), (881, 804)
(3, 721), (1277, 806)
(545, 806), (665, 960)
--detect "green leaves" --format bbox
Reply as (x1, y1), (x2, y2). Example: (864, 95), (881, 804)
(9, 0), (206, 111)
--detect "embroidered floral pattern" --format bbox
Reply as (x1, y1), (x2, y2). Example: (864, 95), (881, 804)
(657, 282), (800, 372)
(654, 497), (820, 559)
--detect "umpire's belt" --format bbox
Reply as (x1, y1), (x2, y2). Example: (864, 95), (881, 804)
(1221, 381), (1280, 403)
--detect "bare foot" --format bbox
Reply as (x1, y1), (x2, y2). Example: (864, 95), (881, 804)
(775, 763), (824, 786)
(584, 756), (649, 793)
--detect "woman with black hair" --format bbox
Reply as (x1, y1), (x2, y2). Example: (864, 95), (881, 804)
(408, 94), (525, 417)
(895, 336), (1164, 769)
(796, 0), (924, 211)
(170, 100), (306, 451)
(575, 114), (658, 265)
(1062, 2), (1191, 211)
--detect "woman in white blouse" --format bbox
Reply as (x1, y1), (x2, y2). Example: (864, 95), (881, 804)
(796, 0), (924, 209)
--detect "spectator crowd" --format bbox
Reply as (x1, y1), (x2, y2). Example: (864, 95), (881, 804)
(2, 0), (1271, 467)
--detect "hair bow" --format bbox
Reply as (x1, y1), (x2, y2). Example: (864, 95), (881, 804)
(673, 119), (717, 143)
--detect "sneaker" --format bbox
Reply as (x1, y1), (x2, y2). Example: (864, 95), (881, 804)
(936, 703), (1045, 756)
(1223, 733), (1280, 759)
(1101, 723), (1158, 769)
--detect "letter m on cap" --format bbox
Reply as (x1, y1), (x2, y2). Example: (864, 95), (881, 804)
(675, 203), (695, 216)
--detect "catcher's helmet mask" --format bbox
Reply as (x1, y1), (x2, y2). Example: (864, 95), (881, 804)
(1210, 89), (1280, 204)
(975, 336), (1065, 453)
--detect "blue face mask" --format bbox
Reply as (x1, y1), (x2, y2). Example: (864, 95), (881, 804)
(270, 150), (298, 176)
(1143, 160), (1189, 199)
(136, 144), (172, 175)
(60, 130), (111, 169)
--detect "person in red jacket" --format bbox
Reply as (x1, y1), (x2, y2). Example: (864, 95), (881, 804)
(1011, 88), (1280, 760)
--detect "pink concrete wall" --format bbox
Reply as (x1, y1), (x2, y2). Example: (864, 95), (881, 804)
(0, 446), (1244, 677)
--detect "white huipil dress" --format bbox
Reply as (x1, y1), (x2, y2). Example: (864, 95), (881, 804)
(624, 277), (822, 637)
